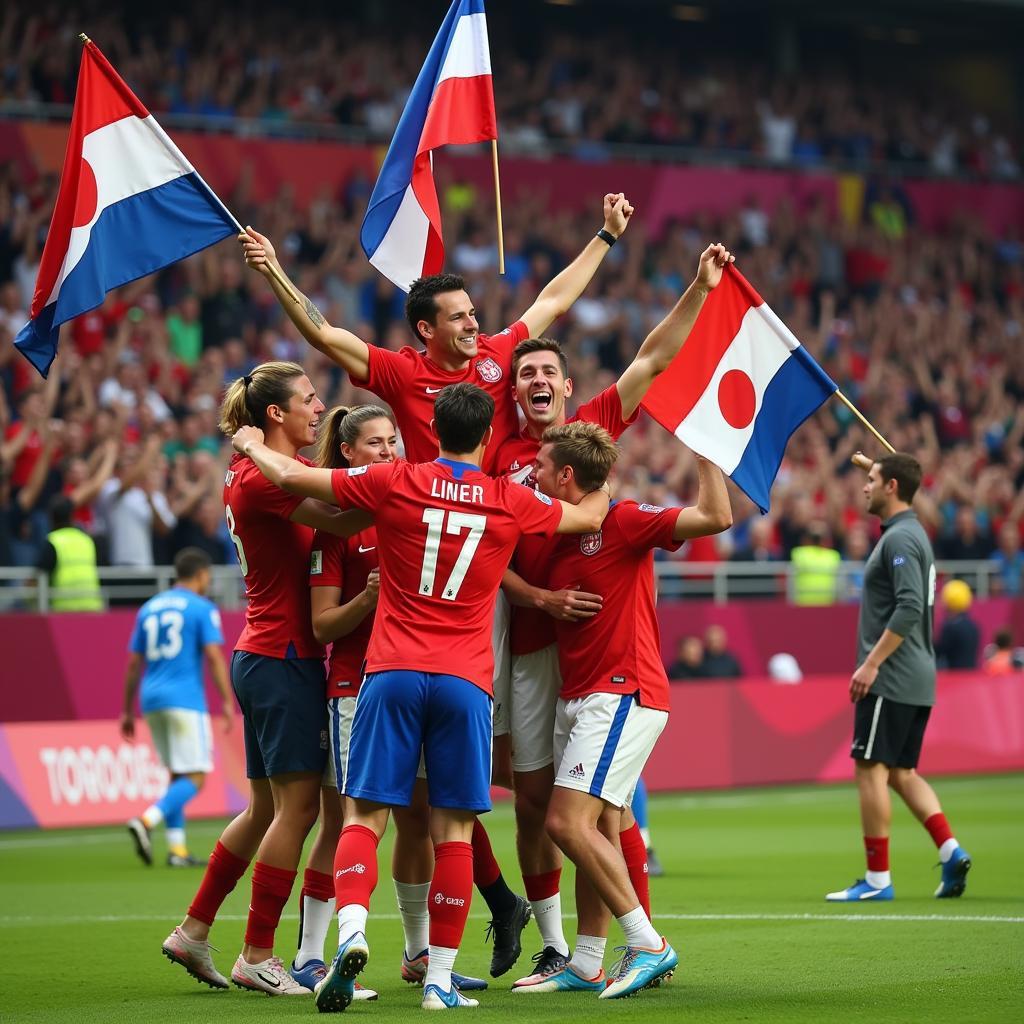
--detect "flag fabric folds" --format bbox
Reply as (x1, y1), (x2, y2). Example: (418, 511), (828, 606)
(642, 267), (837, 513)
(360, 0), (496, 291)
(14, 40), (238, 378)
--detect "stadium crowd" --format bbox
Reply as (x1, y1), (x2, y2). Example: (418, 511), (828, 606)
(0, 2), (1020, 179)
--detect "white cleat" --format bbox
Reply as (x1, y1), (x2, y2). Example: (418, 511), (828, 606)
(161, 926), (228, 989)
(422, 982), (480, 1009)
(231, 954), (310, 995)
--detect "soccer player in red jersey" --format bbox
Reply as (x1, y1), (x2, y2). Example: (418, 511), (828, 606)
(230, 383), (610, 1011)
(161, 362), (366, 996)
(532, 422), (732, 999)
(496, 243), (734, 983)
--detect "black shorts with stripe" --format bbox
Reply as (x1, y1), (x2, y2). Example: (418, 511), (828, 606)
(850, 694), (931, 768)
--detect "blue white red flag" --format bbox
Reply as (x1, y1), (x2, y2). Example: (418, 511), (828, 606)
(642, 266), (837, 513)
(14, 40), (238, 377)
(360, 0), (496, 291)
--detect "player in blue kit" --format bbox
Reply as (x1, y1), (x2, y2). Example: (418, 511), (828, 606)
(122, 548), (234, 867)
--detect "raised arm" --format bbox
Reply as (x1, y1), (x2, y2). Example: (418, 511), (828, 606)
(518, 194), (634, 338)
(240, 227), (371, 380)
(616, 243), (735, 419)
(672, 455), (733, 541)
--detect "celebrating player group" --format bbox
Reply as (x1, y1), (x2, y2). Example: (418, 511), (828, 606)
(157, 192), (738, 1011)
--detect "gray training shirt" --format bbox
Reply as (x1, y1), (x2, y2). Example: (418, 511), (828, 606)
(856, 509), (937, 707)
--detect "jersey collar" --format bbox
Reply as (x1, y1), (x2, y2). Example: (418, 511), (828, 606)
(881, 508), (916, 531)
(436, 457), (480, 480)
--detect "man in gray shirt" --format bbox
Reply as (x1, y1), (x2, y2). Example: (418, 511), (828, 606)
(826, 453), (972, 903)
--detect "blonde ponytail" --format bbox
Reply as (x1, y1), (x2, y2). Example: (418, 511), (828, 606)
(219, 360), (305, 435)
(316, 404), (395, 468)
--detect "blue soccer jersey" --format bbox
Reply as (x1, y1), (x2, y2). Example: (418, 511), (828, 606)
(130, 587), (224, 713)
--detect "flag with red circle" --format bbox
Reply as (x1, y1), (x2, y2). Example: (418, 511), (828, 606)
(14, 40), (237, 377)
(641, 266), (836, 513)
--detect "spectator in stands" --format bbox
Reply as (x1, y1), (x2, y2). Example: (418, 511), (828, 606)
(840, 522), (871, 602)
(790, 523), (841, 606)
(169, 495), (232, 566)
(700, 624), (743, 679)
(667, 635), (705, 680)
(992, 522), (1024, 597)
(35, 495), (103, 611)
(935, 579), (980, 670)
(728, 516), (782, 598)
(982, 629), (1024, 676)
(936, 505), (995, 562)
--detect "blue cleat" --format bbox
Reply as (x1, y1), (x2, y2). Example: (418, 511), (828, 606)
(825, 878), (895, 902)
(935, 847), (972, 898)
(290, 958), (328, 991)
(512, 963), (605, 993)
(422, 983), (480, 1009)
(315, 931), (369, 1013)
(599, 940), (678, 999)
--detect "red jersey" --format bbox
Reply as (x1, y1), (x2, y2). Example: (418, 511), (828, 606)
(547, 501), (681, 711)
(224, 453), (324, 660)
(500, 384), (637, 657)
(310, 525), (378, 698)
(351, 321), (529, 472)
(330, 458), (563, 694)
(4, 422), (42, 489)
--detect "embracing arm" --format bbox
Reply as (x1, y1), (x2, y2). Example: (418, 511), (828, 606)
(555, 487), (610, 534)
(672, 456), (733, 541)
(232, 427), (337, 503)
(502, 567), (603, 622)
(311, 572), (379, 644)
(518, 194), (633, 338)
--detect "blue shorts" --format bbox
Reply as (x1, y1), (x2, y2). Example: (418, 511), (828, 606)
(344, 671), (492, 812)
(231, 650), (328, 779)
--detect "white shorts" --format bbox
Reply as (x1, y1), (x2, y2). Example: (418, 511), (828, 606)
(510, 644), (561, 773)
(553, 693), (667, 808)
(145, 708), (214, 775)
(492, 591), (512, 737)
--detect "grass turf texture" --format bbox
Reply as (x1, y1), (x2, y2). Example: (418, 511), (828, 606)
(2, 775), (1021, 1023)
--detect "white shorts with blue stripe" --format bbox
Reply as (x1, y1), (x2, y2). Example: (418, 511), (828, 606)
(552, 692), (667, 809)
(145, 708), (214, 775)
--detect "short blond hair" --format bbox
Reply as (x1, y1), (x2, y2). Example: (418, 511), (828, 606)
(541, 421), (619, 492)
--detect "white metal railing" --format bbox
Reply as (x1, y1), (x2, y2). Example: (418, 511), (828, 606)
(0, 560), (1002, 611)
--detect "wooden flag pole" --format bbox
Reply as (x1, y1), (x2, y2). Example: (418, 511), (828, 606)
(491, 139), (505, 275)
(834, 389), (895, 453)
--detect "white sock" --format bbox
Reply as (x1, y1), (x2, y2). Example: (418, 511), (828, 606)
(939, 838), (960, 864)
(530, 893), (569, 957)
(569, 934), (607, 979)
(865, 870), (892, 889)
(639, 827), (652, 848)
(423, 944), (457, 991)
(616, 906), (661, 950)
(336, 903), (369, 946)
(394, 879), (431, 958)
(142, 805), (163, 829)
(166, 827), (186, 851)
(295, 894), (336, 968)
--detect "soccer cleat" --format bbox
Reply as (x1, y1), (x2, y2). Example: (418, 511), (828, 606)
(511, 947), (570, 989)
(161, 925), (229, 989)
(484, 894), (532, 977)
(599, 939), (678, 999)
(290, 958), (328, 991)
(232, 954), (309, 994)
(825, 878), (895, 902)
(645, 846), (665, 878)
(127, 817), (153, 866)
(353, 982), (379, 1001)
(402, 949), (488, 991)
(315, 931), (369, 1013)
(513, 963), (604, 993)
(167, 851), (204, 868)
(422, 983), (480, 1010)
(935, 847), (972, 898)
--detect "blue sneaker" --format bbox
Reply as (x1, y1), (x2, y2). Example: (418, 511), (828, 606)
(825, 878), (895, 902)
(290, 958), (327, 991)
(935, 847), (972, 898)
(599, 940), (678, 999)
(512, 963), (605, 993)
(422, 983), (480, 1009)
(315, 931), (369, 1013)
(401, 949), (488, 991)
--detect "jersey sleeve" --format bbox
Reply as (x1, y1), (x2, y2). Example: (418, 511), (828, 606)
(618, 501), (685, 553)
(483, 320), (530, 364)
(311, 530), (345, 588)
(330, 462), (396, 511)
(507, 481), (564, 537)
(351, 344), (415, 400)
(128, 610), (146, 654)
(575, 382), (638, 440)
(246, 463), (306, 519)
(198, 600), (224, 646)
(883, 534), (927, 638)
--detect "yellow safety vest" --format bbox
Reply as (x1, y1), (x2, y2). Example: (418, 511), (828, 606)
(48, 527), (103, 611)
(791, 545), (841, 606)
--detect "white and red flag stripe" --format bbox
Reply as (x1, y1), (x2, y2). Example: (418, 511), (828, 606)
(360, 0), (495, 291)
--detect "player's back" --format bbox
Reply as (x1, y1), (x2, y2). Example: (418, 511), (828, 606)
(330, 458), (561, 693)
(131, 587), (221, 714)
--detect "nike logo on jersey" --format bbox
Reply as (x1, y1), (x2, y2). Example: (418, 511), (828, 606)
(425, 386), (444, 394)
(358, 545), (376, 553)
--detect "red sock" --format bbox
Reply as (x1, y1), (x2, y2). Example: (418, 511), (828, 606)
(302, 867), (335, 904)
(523, 868), (561, 902)
(334, 824), (380, 909)
(924, 813), (954, 850)
(430, 841), (474, 948)
(244, 861), (297, 949)
(471, 819), (501, 889)
(620, 821), (651, 919)
(864, 835), (889, 872)
(187, 841), (249, 926)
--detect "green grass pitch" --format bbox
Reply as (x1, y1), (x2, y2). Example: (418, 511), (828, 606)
(2, 775), (1021, 1023)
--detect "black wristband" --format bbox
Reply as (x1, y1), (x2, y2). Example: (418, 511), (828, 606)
(596, 228), (617, 247)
